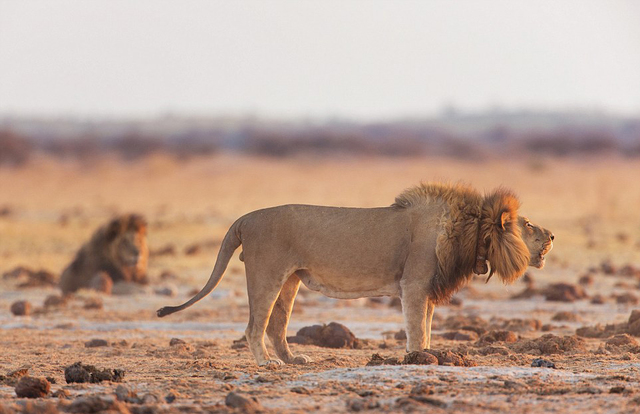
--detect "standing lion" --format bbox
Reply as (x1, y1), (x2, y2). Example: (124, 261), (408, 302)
(59, 214), (149, 294)
(158, 183), (554, 366)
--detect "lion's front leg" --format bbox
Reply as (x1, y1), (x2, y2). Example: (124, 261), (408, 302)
(400, 287), (429, 352)
(425, 300), (435, 350)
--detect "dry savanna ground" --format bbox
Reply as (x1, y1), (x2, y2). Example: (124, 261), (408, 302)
(1, 153), (640, 413)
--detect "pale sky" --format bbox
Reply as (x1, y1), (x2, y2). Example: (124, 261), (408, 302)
(1, 0), (639, 120)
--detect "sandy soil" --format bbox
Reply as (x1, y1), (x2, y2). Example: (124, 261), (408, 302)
(1, 154), (640, 413)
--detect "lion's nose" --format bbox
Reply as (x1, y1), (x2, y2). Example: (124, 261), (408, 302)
(550, 233), (555, 241)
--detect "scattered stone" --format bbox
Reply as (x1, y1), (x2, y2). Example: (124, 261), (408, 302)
(64, 362), (124, 384)
(288, 322), (359, 349)
(619, 264), (640, 278)
(159, 270), (179, 280)
(347, 397), (380, 412)
(10, 300), (31, 316)
(151, 245), (177, 257)
(510, 286), (540, 299)
(141, 393), (161, 404)
(231, 336), (248, 350)
(154, 284), (178, 297)
(17, 269), (57, 288)
(43, 295), (68, 308)
(606, 334), (638, 348)
(600, 260), (617, 275)
(184, 244), (201, 255)
(424, 350), (476, 366)
(225, 392), (262, 412)
(531, 358), (556, 368)
(165, 390), (181, 403)
(115, 385), (137, 402)
(169, 338), (187, 346)
(499, 318), (541, 332)
(402, 351), (439, 365)
(543, 283), (587, 302)
(476, 330), (518, 345)
(85, 339), (109, 348)
(290, 386), (311, 394)
(393, 330), (407, 340)
(14, 376), (50, 398)
(66, 395), (129, 413)
(366, 353), (401, 366)
(590, 294), (606, 305)
(513, 334), (586, 355)
(52, 389), (71, 399)
(83, 297), (104, 310)
(610, 386), (625, 394)
(614, 292), (639, 305)
(441, 330), (479, 341)
(3, 366), (30, 386)
(552, 311), (580, 322)
(476, 345), (510, 355)
(578, 274), (594, 286)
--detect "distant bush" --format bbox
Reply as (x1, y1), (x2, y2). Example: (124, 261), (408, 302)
(0, 129), (32, 166)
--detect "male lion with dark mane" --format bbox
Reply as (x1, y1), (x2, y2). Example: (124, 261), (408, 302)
(158, 183), (553, 366)
(59, 214), (149, 294)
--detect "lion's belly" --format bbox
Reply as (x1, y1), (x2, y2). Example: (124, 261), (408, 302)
(295, 269), (401, 299)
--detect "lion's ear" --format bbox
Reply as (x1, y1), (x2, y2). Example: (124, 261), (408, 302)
(105, 220), (121, 241)
(500, 212), (510, 230)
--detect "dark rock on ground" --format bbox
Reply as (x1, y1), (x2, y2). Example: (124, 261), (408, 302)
(531, 358), (556, 368)
(85, 339), (109, 348)
(288, 322), (359, 349)
(10, 300), (31, 316)
(225, 392), (263, 412)
(64, 362), (124, 384)
(14, 376), (50, 398)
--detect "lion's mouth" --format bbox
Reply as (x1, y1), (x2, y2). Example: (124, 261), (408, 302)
(535, 243), (553, 268)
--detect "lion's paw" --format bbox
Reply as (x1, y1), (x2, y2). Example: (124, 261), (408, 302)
(259, 358), (284, 367)
(291, 354), (312, 365)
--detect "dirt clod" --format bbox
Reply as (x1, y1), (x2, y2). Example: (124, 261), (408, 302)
(85, 339), (109, 348)
(347, 397), (380, 412)
(64, 362), (124, 384)
(402, 351), (439, 365)
(543, 283), (587, 302)
(366, 353), (400, 366)
(605, 334), (638, 348)
(14, 376), (50, 398)
(477, 330), (518, 345)
(441, 330), (479, 341)
(83, 297), (104, 310)
(66, 395), (130, 414)
(43, 295), (68, 308)
(10, 301), (31, 316)
(513, 334), (586, 355)
(288, 322), (359, 349)
(552, 311), (580, 322)
(531, 358), (556, 368)
(225, 392), (263, 412)
(424, 350), (476, 366)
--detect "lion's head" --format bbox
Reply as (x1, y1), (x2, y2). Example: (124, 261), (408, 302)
(518, 216), (554, 269)
(104, 214), (148, 269)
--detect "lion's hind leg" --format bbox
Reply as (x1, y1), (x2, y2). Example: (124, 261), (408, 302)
(266, 274), (311, 365)
(244, 267), (291, 367)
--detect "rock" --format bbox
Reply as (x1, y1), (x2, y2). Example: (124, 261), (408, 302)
(64, 362), (124, 384)
(169, 338), (187, 346)
(346, 398), (380, 412)
(513, 334), (586, 355)
(600, 260), (617, 275)
(184, 244), (201, 256)
(288, 322), (359, 349)
(606, 334), (638, 347)
(366, 353), (400, 366)
(2, 366), (30, 386)
(10, 301), (31, 316)
(83, 297), (104, 310)
(165, 390), (181, 403)
(111, 281), (147, 295)
(551, 311), (580, 322)
(290, 386), (311, 394)
(423, 350), (476, 366)
(477, 330), (518, 345)
(393, 330), (407, 340)
(43, 295), (68, 308)
(590, 294), (606, 305)
(52, 389), (71, 399)
(614, 293), (639, 305)
(441, 330), (479, 341)
(17, 269), (57, 288)
(89, 272), (113, 294)
(225, 392), (262, 412)
(85, 339), (109, 348)
(578, 274), (594, 286)
(531, 358), (556, 368)
(610, 386), (626, 394)
(499, 318), (542, 332)
(14, 376), (50, 398)
(151, 245), (177, 257)
(66, 395), (130, 414)
(402, 351), (438, 365)
(154, 284), (178, 297)
(140, 393), (161, 404)
(115, 385), (136, 402)
(543, 283), (587, 302)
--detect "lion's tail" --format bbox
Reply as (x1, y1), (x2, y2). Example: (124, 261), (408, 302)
(156, 220), (242, 318)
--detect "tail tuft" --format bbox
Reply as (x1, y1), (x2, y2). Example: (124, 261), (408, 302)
(157, 306), (177, 318)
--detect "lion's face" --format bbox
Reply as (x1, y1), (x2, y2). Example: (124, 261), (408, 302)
(115, 230), (146, 267)
(518, 216), (554, 269)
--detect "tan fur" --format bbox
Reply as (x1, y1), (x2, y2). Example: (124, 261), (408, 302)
(157, 183), (553, 366)
(59, 214), (148, 294)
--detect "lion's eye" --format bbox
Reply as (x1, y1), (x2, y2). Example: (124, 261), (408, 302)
(526, 222), (533, 228)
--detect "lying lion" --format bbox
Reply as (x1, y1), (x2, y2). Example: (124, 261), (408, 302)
(158, 183), (553, 366)
(60, 214), (149, 294)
